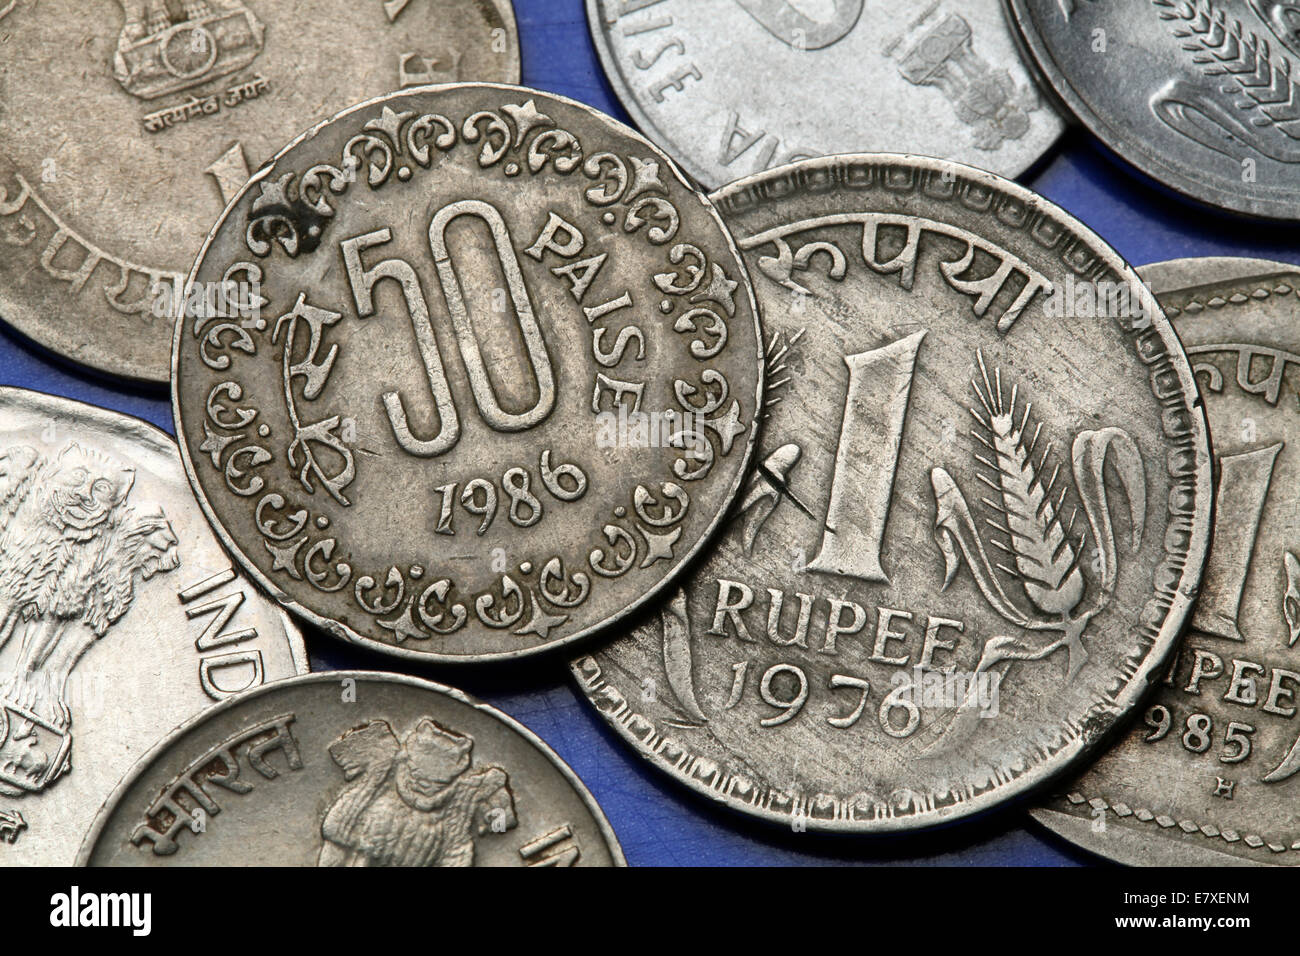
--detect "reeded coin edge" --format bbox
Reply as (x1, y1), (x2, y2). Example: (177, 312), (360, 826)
(77, 670), (627, 866)
(170, 81), (766, 664)
(573, 153), (1213, 833)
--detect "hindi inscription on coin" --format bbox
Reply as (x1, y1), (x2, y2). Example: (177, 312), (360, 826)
(171, 84), (764, 663)
(79, 672), (625, 866)
(587, 0), (1064, 189)
(1033, 256), (1300, 865)
(572, 154), (1212, 832)
(1007, 0), (1300, 219)
(0, 387), (306, 865)
(0, 0), (520, 382)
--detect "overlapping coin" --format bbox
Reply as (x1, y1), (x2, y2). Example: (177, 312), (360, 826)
(79, 672), (625, 866)
(0, 0), (520, 382)
(172, 84), (764, 663)
(0, 387), (306, 865)
(1007, 0), (1300, 219)
(1034, 256), (1300, 865)
(573, 154), (1212, 832)
(587, 0), (1064, 189)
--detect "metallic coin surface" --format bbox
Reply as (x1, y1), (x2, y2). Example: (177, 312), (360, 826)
(79, 671), (625, 866)
(586, 0), (1064, 190)
(572, 154), (1213, 832)
(172, 84), (764, 663)
(0, 0), (520, 383)
(1007, 0), (1300, 219)
(0, 386), (307, 866)
(1033, 256), (1300, 865)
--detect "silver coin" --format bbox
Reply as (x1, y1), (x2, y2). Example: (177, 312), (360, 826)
(0, 386), (307, 866)
(79, 671), (625, 866)
(1033, 256), (1300, 866)
(586, 0), (1064, 190)
(1007, 0), (1300, 219)
(572, 154), (1213, 832)
(0, 0), (520, 383)
(171, 83), (765, 664)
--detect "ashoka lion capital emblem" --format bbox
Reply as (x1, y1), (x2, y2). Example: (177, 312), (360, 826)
(113, 0), (265, 100)
(931, 352), (1147, 687)
(896, 12), (1039, 151)
(0, 442), (180, 797)
(318, 717), (517, 867)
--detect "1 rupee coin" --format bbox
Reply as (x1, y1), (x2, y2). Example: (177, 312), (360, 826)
(573, 154), (1212, 832)
(1033, 256), (1300, 865)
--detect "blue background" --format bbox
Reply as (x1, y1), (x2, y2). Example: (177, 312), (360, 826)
(3, 0), (1298, 866)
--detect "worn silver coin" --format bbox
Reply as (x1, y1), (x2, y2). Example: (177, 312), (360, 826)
(1007, 0), (1300, 219)
(572, 154), (1213, 832)
(171, 84), (764, 663)
(0, 0), (520, 383)
(1033, 256), (1300, 865)
(79, 671), (625, 866)
(586, 0), (1064, 190)
(0, 386), (307, 866)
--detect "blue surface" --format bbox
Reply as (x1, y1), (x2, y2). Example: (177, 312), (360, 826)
(2, 0), (1296, 867)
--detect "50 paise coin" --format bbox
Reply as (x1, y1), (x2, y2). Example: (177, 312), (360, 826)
(172, 84), (765, 663)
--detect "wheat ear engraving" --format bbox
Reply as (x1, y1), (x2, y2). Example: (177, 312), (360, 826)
(1152, 0), (1300, 160)
(930, 352), (1146, 708)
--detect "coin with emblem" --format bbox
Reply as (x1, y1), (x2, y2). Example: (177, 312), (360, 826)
(171, 84), (764, 663)
(1007, 0), (1300, 219)
(0, 0), (520, 383)
(79, 671), (625, 866)
(0, 387), (307, 866)
(586, 0), (1064, 190)
(1033, 256), (1300, 865)
(572, 154), (1213, 832)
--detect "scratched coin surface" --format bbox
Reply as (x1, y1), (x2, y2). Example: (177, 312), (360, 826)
(1007, 0), (1300, 219)
(79, 671), (625, 866)
(1033, 256), (1300, 865)
(0, 0), (520, 383)
(572, 154), (1213, 832)
(586, 0), (1064, 190)
(0, 387), (306, 866)
(172, 84), (764, 663)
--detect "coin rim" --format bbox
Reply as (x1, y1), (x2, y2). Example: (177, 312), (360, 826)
(170, 81), (766, 664)
(1030, 254), (1300, 866)
(572, 152), (1214, 833)
(0, 0), (522, 385)
(1004, 0), (1300, 220)
(76, 670), (628, 866)
(586, 0), (1064, 190)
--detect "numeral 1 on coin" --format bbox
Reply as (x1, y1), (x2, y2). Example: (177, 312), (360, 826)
(1191, 443), (1283, 641)
(803, 331), (925, 583)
